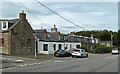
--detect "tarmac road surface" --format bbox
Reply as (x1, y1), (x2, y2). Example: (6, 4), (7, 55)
(2, 53), (118, 72)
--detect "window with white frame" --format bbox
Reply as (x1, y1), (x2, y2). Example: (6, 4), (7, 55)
(44, 33), (46, 39)
(2, 21), (8, 30)
(76, 45), (80, 49)
(43, 44), (48, 51)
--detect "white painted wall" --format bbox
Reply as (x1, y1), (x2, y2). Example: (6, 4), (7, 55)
(91, 38), (94, 43)
(37, 41), (81, 54)
(95, 39), (98, 43)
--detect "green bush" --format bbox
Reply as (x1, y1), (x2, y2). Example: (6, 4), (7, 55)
(81, 45), (87, 51)
(94, 46), (112, 53)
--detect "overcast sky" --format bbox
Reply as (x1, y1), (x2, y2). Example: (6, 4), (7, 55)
(0, 0), (118, 33)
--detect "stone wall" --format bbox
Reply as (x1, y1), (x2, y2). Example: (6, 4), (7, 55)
(10, 19), (35, 55)
(0, 32), (9, 54)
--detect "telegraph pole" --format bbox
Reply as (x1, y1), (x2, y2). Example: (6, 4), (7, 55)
(111, 33), (113, 48)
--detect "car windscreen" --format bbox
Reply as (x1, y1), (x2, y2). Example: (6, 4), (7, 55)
(70, 49), (74, 51)
(74, 50), (80, 52)
(66, 49), (69, 51)
(113, 49), (118, 50)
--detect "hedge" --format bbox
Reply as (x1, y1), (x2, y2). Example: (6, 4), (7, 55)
(93, 46), (112, 53)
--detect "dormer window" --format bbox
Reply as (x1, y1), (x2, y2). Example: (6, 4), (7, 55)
(3, 22), (6, 28)
(59, 35), (61, 40)
(64, 36), (66, 40)
(74, 37), (76, 41)
(44, 33), (46, 39)
(2, 21), (8, 30)
(64, 36), (67, 40)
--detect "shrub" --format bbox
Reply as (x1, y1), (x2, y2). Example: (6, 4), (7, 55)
(81, 45), (87, 51)
(94, 46), (112, 53)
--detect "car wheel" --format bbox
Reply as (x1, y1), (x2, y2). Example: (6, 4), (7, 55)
(86, 54), (88, 58)
(72, 56), (75, 58)
(81, 54), (83, 58)
(62, 55), (65, 57)
(54, 54), (57, 57)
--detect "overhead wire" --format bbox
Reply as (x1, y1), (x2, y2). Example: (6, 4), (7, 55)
(34, 0), (87, 31)
(17, 0), (50, 28)
(8, 0), (87, 32)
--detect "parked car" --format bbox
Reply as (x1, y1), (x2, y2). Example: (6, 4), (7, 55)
(66, 48), (76, 55)
(72, 49), (88, 58)
(54, 50), (71, 57)
(112, 48), (119, 54)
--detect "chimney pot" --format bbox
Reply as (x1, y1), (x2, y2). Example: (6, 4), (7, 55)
(19, 10), (26, 19)
(22, 10), (24, 13)
(70, 32), (75, 36)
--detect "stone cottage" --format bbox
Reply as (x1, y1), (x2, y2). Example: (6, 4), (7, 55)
(0, 11), (35, 55)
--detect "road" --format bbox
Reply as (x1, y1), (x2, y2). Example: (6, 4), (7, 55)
(2, 53), (118, 72)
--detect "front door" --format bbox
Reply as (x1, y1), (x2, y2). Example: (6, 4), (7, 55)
(36, 40), (38, 54)
(59, 44), (62, 50)
(54, 44), (56, 51)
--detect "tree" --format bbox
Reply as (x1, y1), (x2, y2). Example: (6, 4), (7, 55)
(75, 30), (119, 46)
(113, 32), (118, 46)
(100, 30), (111, 41)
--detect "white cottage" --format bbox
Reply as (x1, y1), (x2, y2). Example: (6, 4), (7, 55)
(35, 25), (98, 54)
(37, 41), (81, 54)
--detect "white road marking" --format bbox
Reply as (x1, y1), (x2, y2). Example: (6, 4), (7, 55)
(76, 58), (88, 60)
(54, 60), (63, 63)
(1, 57), (7, 60)
(18, 62), (42, 67)
(14, 60), (24, 63)
(19, 64), (28, 67)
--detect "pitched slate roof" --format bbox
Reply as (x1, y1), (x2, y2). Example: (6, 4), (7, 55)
(8, 19), (19, 29)
(0, 19), (19, 32)
(35, 29), (81, 42)
(46, 32), (62, 41)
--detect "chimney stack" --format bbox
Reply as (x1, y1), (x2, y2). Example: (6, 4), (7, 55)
(19, 10), (26, 19)
(51, 24), (57, 32)
(70, 32), (75, 36)
(91, 34), (93, 38)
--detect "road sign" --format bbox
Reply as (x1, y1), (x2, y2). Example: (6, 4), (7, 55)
(34, 35), (38, 40)
(33, 33), (38, 40)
